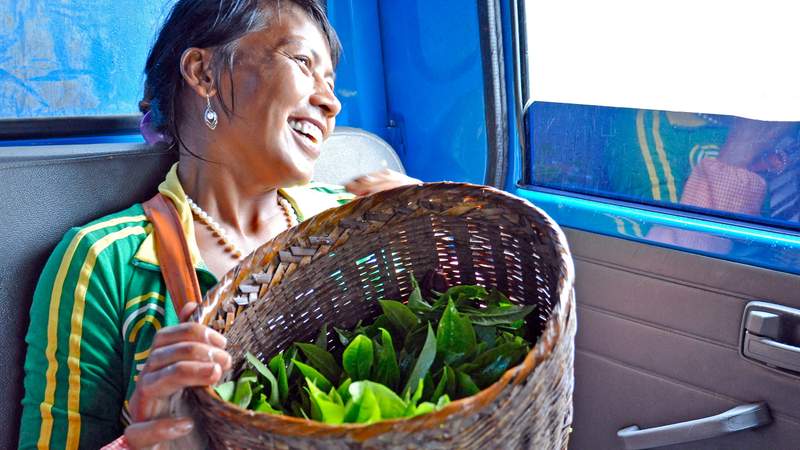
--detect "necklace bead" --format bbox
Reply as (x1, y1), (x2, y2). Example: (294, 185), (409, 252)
(186, 194), (298, 260)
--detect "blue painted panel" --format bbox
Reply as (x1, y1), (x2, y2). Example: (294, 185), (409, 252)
(327, 0), (390, 143)
(0, 1), (175, 119)
(376, 0), (488, 183)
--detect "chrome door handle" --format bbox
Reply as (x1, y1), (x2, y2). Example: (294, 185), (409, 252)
(617, 403), (772, 450)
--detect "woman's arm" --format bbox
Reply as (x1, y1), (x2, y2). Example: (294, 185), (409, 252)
(19, 227), (130, 450)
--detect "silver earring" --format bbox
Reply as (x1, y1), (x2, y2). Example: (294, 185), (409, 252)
(204, 94), (218, 130)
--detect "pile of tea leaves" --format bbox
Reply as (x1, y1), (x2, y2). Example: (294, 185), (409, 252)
(215, 272), (536, 424)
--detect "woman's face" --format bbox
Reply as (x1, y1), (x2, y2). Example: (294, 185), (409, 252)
(210, 5), (341, 187)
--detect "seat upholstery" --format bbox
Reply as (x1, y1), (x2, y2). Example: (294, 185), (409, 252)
(312, 126), (405, 185)
(0, 127), (401, 448)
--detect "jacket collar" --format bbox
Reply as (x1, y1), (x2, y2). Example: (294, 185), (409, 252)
(134, 163), (204, 269)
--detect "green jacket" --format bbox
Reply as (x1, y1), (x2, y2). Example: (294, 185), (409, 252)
(19, 164), (353, 450)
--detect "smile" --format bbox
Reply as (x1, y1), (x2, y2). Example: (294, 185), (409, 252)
(288, 118), (323, 145)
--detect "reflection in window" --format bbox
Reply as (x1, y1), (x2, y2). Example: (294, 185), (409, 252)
(530, 102), (800, 232)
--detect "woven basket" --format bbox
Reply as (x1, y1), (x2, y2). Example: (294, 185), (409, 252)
(187, 182), (576, 450)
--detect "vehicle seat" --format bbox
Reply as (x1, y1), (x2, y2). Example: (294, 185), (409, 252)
(0, 127), (402, 448)
(313, 126), (405, 185)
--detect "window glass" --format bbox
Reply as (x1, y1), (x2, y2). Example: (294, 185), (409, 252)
(0, 1), (174, 119)
(530, 102), (800, 230)
(523, 0), (800, 232)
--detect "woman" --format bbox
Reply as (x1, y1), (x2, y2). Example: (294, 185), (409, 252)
(19, 1), (418, 448)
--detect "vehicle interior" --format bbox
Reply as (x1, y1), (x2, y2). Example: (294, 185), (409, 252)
(1, 1), (798, 449)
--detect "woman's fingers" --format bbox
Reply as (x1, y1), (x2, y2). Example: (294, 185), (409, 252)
(144, 341), (231, 373)
(345, 169), (422, 196)
(124, 417), (194, 449)
(178, 301), (199, 322)
(150, 322), (227, 350)
(137, 361), (223, 400)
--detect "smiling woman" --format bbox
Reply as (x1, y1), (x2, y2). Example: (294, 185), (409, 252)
(17, 1), (419, 449)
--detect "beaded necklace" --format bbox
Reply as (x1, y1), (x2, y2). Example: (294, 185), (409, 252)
(186, 194), (299, 260)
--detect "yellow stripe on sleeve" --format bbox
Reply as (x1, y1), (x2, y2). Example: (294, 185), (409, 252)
(124, 292), (165, 311)
(635, 110), (662, 201)
(129, 316), (163, 343)
(38, 215), (146, 450)
(65, 226), (147, 450)
(651, 112), (679, 203)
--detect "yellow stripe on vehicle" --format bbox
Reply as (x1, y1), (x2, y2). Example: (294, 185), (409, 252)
(38, 215), (146, 450)
(635, 110), (662, 201)
(65, 226), (147, 450)
(651, 112), (678, 203)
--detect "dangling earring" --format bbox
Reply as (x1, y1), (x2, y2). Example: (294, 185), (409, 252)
(204, 94), (218, 130)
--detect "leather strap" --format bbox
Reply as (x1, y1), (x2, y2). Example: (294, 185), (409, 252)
(142, 193), (202, 319)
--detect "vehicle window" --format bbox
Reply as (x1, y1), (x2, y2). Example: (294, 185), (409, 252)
(522, 0), (800, 232)
(0, 2), (173, 119)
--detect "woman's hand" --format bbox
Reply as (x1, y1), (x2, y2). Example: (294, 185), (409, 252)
(344, 168), (422, 196)
(124, 303), (232, 449)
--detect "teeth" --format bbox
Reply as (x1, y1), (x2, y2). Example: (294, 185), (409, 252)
(288, 119), (322, 143)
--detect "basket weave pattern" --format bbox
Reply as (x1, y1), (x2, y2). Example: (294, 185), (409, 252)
(188, 183), (576, 449)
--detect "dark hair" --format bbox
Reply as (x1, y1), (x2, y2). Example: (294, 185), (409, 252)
(139, 0), (341, 149)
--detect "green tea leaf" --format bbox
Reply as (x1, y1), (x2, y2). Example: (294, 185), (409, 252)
(296, 343), (341, 384)
(253, 393), (282, 414)
(292, 359), (333, 392)
(337, 378), (353, 404)
(431, 366), (456, 402)
(407, 274), (433, 312)
(463, 304), (535, 327)
(435, 394), (451, 409)
(474, 324), (497, 347)
(232, 378), (253, 409)
(328, 385), (344, 407)
(411, 402), (435, 417)
(444, 285), (488, 308)
(245, 353), (280, 407)
(334, 325), (356, 347)
(467, 342), (529, 388)
(373, 328), (401, 390)
(402, 324), (437, 396)
(268, 353), (289, 404)
(343, 334), (374, 381)
(214, 381), (235, 401)
(437, 299), (477, 365)
(455, 370), (480, 397)
(284, 347), (298, 379)
(349, 381), (407, 419)
(484, 288), (511, 307)
(403, 322), (430, 356)
(239, 368), (258, 384)
(379, 300), (420, 336)
(315, 323), (329, 350)
(306, 379), (345, 424)
(343, 384), (382, 423)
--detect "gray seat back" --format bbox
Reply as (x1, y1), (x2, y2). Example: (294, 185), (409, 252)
(0, 143), (176, 449)
(313, 126), (405, 185)
(0, 127), (402, 448)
